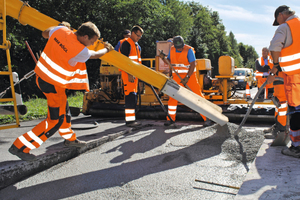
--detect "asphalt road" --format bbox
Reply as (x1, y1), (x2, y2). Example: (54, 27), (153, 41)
(0, 117), (270, 200)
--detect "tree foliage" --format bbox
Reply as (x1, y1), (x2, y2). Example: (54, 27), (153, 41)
(0, 0), (258, 99)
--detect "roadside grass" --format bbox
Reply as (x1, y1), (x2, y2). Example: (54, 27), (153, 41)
(0, 91), (84, 125)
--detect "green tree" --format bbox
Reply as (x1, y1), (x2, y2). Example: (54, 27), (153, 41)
(239, 43), (258, 70)
(0, 0), (259, 98)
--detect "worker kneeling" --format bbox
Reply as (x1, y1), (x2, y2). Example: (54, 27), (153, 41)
(161, 36), (212, 127)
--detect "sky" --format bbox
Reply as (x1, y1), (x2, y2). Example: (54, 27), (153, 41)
(183, 0), (300, 57)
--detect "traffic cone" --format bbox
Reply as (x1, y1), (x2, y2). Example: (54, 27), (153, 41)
(245, 82), (251, 99)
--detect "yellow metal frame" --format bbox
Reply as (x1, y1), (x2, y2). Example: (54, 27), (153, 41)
(0, 0), (20, 130)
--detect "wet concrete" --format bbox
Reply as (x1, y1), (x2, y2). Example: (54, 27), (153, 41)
(0, 114), (296, 199)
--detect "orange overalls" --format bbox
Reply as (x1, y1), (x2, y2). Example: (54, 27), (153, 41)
(278, 17), (300, 146)
(12, 27), (88, 153)
(119, 38), (140, 123)
(166, 45), (207, 122)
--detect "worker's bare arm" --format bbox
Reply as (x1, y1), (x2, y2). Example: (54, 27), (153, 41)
(42, 27), (56, 39)
(89, 42), (114, 59)
(89, 49), (108, 59)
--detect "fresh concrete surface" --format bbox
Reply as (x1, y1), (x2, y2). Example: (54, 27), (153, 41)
(0, 114), (298, 199)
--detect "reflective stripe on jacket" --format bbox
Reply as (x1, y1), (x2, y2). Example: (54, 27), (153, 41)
(279, 18), (300, 75)
(121, 37), (140, 95)
(127, 38), (142, 63)
(170, 45), (195, 74)
(35, 28), (89, 91)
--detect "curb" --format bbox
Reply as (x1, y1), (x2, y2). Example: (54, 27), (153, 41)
(0, 128), (132, 190)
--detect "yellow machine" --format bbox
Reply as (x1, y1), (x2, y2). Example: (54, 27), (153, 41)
(1, 0), (233, 126)
(83, 41), (275, 122)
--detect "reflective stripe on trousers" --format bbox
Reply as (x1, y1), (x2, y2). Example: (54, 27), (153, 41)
(125, 92), (137, 122)
(12, 76), (76, 153)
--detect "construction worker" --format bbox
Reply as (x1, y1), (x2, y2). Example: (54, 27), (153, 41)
(267, 5), (300, 158)
(8, 22), (114, 161)
(264, 55), (288, 139)
(114, 29), (131, 51)
(119, 25), (143, 127)
(255, 47), (273, 100)
(160, 35), (212, 127)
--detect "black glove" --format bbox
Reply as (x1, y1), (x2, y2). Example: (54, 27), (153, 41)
(264, 65), (270, 71)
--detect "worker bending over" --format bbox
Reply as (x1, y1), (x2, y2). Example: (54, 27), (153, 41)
(160, 36), (212, 127)
(119, 25), (144, 127)
(9, 22), (113, 161)
(267, 5), (300, 158)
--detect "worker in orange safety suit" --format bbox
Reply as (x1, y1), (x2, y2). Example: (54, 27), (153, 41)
(255, 47), (273, 100)
(264, 56), (288, 139)
(160, 35), (212, 127)
(119, 25), (144, 127)
(267, 5), (300, 158)
(8, 22), (114, 161)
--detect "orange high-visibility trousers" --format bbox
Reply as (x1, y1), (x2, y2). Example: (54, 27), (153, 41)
(121, 71), (138, 122)
(257, 76), (273, 98)
(12, 76), (77, 153)
(273, 83), (287, 129)
(167, 72), (207, 122)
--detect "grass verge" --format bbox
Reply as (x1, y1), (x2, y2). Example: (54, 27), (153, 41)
(0, 91), (84, 125)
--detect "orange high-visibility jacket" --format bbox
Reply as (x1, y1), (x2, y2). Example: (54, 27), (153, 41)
(127, 38), (142, 64)
(255, 56), (273, 76)
(121, 37), (141, 95)
(279, 17), (300, 106)
(279, 17), (300, 75)
(170, 45), (195, 74)
(35, 27), (89, 91)
(255, 56), (273, 88)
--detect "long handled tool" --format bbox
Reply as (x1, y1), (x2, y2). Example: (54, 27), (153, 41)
(158, 50), (192, 90)
(145, 83), (176, 126)
(158, 50), (222, 114)
(234, 77), (289, 146)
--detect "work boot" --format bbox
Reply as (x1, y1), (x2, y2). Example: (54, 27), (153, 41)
(281, 145), (300, 158)
(263, 124), (277, 133)
(203, 119), (214, 127)
(264, 130), (279, 139)
(164, 120), (176, 127)
(8, 145), (36, 161)
(64, 139), (87, 148)
(126, 121), (142, 127)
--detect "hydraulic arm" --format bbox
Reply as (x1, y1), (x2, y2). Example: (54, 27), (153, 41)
(1, 0), (229, 126)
